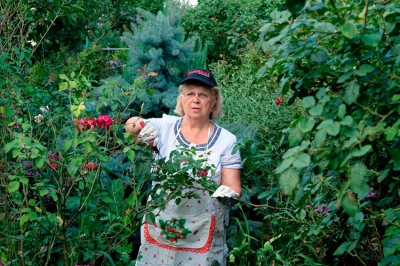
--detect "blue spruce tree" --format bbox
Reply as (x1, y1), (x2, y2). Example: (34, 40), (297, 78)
(122, 6), (206, 117)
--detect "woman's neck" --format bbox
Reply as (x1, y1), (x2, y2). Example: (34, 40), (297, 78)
(181, 116), (210, 130)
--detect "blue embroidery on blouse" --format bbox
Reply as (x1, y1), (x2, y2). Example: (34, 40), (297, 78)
(174, 118), (220, 151)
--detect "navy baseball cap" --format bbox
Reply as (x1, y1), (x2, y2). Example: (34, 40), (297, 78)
(180, 69), (218, 87)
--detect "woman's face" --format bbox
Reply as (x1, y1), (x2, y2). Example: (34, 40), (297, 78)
(181, 86), (216, 120)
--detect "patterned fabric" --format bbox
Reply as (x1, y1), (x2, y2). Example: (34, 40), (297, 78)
(135, 115), (241, 266)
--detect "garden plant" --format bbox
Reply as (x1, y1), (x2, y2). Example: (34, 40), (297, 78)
(1, 0), (400, 265)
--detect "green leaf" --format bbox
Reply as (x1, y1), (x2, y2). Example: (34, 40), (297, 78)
(4, 139), (18, 153)
(299, 117), (316, 133)
(344, 80), (360, 104)
(309, 103), (323, 117)
(127, 150), (136, 162)
(293, 153), (310, 168)
(315, 129), (327, 148)
(289, 127), (303, 147)
(63, 139), (72, 152)
(378, 169), (390, 183)
(20, 214), (30, 226)
(354, 64), (375, 76)
(310, 51), (328, 64)
(98, 153), (109, 162)
(340, 116), (353, 125)
(283, 147), (300, 159)
(257, 65), (267, 79)
(341, 23), (358, 39)
(175, 198), (182, 205)
(279, 167), (299, 195)
(82, 142), (92, 153)
(301, 96), (316, 108)
(350, 161), (368, 184)
(352, 145), (372, 157)
(361, 33), (382, 47)
(59, 74), (68, 80)
(276, 156), (296, 174)
(29, 212), (37, 220)
(286, 0), (306, 15)
(20, 177), (29, 185)
(8, 181), (20, 193)
(29, 199), (36, 206)
(59, 82), (68, 91)
(337, 71), (354, 83)
(67, 162), (79, 176)
(326, 121), (341, 136)
(382, 235), (400, 257)
(35, 157), (45, 168)
(385, 127), (397, 141)
(350, 161), (369, 198)
(333, 242), (350, 256)
(342, 191), (359, 217)
(278, 78), (290, 96)
(337, 104), (346, 120)
(69, 80), (78, 89)
(388, 147), (400, 163)
(296, 209), (306, 220)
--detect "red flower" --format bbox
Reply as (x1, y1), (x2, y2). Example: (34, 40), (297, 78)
(83, 162), (98, 171)
(169, 237), (175, 242)
(48, 163), (57, 170)
(275, 97), (283, 105)
(48, 155), (58, 161)
(96, 115), (114, 129)
(196, 170), (208, 177)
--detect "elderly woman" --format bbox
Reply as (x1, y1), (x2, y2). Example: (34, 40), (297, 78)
(124, 69), (241, 266)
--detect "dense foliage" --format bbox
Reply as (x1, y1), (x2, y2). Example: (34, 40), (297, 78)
(1, 0), (400, 265)
(247, 0), (400, 265)
(181, 0), (285, 62)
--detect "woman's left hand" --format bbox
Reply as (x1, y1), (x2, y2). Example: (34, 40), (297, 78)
(211, 185), (240, 209)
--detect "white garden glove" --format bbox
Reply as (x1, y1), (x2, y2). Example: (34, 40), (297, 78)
(211, 185), (240, 209)
(139, 120), (159, 146)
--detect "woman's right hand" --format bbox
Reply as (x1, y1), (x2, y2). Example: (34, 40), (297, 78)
(139, 121), (159, 145)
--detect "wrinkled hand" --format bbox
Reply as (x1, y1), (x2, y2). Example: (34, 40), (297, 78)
(139, 121), (159, 145)
(211, 185), (240, 209)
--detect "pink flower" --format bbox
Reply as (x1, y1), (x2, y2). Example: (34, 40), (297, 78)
(366, 187), (376, 198)
(96, 115), (114, 129)
(76, 118), (97, 131)
(275, 97), (283, 105)
(13, 124), (19, 129)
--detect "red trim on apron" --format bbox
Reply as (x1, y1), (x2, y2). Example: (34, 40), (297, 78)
(144, 215), (216, 254)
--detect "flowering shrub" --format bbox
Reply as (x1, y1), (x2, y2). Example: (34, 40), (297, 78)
(0, 65), (221, 266)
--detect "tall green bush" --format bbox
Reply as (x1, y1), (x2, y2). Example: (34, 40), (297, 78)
(253, 0), (400, 264)
(181, 0), (285, 62)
